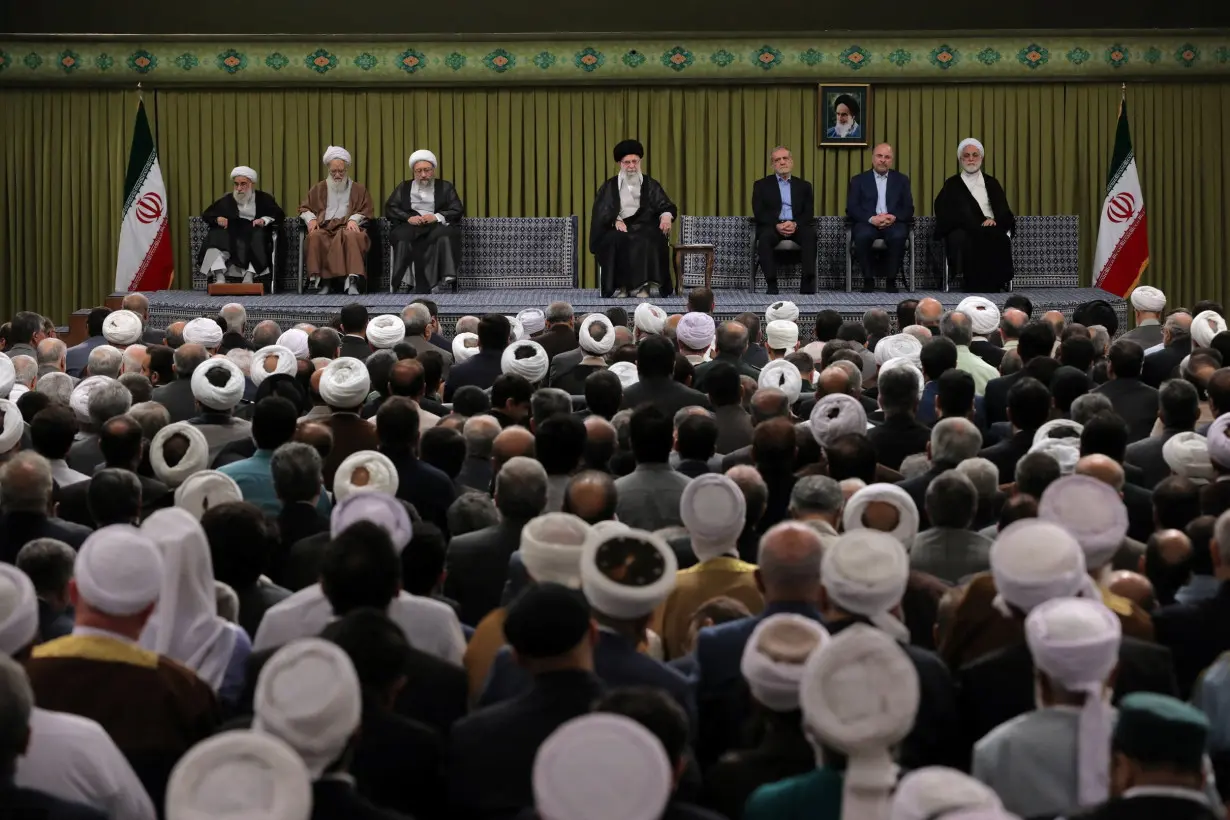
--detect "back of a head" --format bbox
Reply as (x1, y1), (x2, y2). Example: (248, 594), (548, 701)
(30, 404), (77, 460)
(200, 501), (274, 588)
(920, 337), (958, 382)
(252, 396), (299, 451)
(478, 314), (511, 351)
(88, 468), (142, 526)
(715, 321), (749, 357)
(320, 607), (410, 695)
(584, 370), (623, 419)
(15, 538), (75, 599)
(676, 413), (718, 462)
(753, 416), (797, 470)
(814, 310), (843, 343)
(320, 520), (400, 615)
(926, 470), (978, 528)
(629, 404), (673, 464)
(878, 366), (920, 416)
(790, 474), (844, 517)
(1018, 321), (1057, 362)
(1080, 411), (1129, 461)
(931, 417), (982, 465)
(1007, 376), (1051, 431)
(1109, 339), (1145, 379)
(757, 520), (824, 595)
(593, 686), (690, 766)
(531, 387), (572, 427)
(687, 287), (715, 314)
(1060, 335), (1096, 372)
(636, 334), (676, 378)
(338, 303), (368, 335)
(940, 310), (973, 346)
(376, 396), (421, 456)
(0, 452), (53, 514)
(1159, 378), (1200, 431)
(936, 369), (977, 420)
(420, 426), (466, 479)
(496, 455), (549, 519)
(1154, 476), (1201, 531)
(824, 432), (878, 484)
(1070, 392), (1113, 427)
(1051, 366), (1094, 413)
(1015, 451), (1062, 499)
(536, 413), (587, 475)
(452, 384), (492, 417)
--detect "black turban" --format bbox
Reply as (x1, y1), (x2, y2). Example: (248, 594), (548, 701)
(613, 139), (645, 163)
(833, 93), (860, 119)
(1072, 299), (1119, 337)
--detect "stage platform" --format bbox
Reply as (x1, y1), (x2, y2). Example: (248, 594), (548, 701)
(113, 286), (1127, 338)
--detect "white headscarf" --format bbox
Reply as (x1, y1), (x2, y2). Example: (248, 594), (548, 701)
(1025, 598), (1122, 808)
(842, 484), (920, 552)
(150, 422), (211, 488)
(331, 492), (413, 554)
(579, 314), (616, 355)
(581, 526), (678, 619)
(1192, 309), (1228, 348)
(821, 529), (911, 641)
(765, 300), (800, 323)
(250, 345), (297, 387)
(680, 474), (746, 561)
(183, 318), (224, 349)
(322, 146), (352, 166)
(277, 329), (310, 360)
(890, 767), (1005, 820)
(758, 359), (803, 404)
(229, 166), (258, 183)
(333, 450), (399, 503)
(801, 623), (919, 820)
(1164, 432), (1215, 484)
(174, 471), (243, 520)
(520, 513), (592, 588)
(166, 730), (311, 820)
(139, 508), (238, 690)
(1129, 286), (1166, 313)
(990, 519), (1098, 616)
(319, 357), (371, 409)
(740, 614), (829, 712)
(74, 525), (165, 617)
(69, 375), (115, 423)
(0, 400), (22, 454)
(452, 333), (481, 362)
(609, 361), (639, 388)
(407, 149), (437, 169)
(765, 320), (799, 350)
(367, 315), (406, 349)
(810, 393), (868, 446)
(1039, 475), (1129, 570)
(874, 334), (923, 366)
(516, 308), (546, 336)
(634, 303), (667, 335)
(501, 340), (549, 384)
(191, 358), (245, 411)
(0, 564), (38, 656)
(957, 297), (1001, 337)
(103, 310), (144, 345)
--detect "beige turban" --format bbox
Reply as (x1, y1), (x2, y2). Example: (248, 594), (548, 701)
(677, 312), (716, 351)
(581, 525), (677, 619)
(1039, 475), (1129, 570)
(765, 300), (800, 323)
(1163, 432), (1215, 484)
(322, 146), (352, 166)
(103, 310), (144, 345)
(758, 359), (803, 404)
(166, 730), (311, 820)
(842, 483), (920, 551)
(250, 345), (297, 387)
(501, 340), (549, 384)
(957, 296), (1001, 337)
(319, 357), (371, 409)
(174, 471), (243, 520)
(183, 318), (224, 349)
(229, 166), (258, 183)
(69, 375), (115, 423)
(517, 308), (546, 336)
(890, 767), (1005, 820)
(1129, 285), (1165, 313)
(1192, 309), (1228, 348)
(822, 529), (911, 641)
(990, 519), (1097, 616)
(330, 492), (413, 553)
(740, 613), (829, 712)
(150, 422), (211, 488)
(191, 358), (246, 411)
(1209, 413), (1230, 470)
(75, 525), (164, 617)
(765, 320), (799, 350)
(0, 356), (13, 399)
(680, 474), (746, 561)
(634, 303), (667, 335)
(0, 400), (22, 454)
(810, 393), (868, 446)
(452, 332), (481, 362)
(0, 564), (38, 656)
(408, 149), (437, 169)
(609, 361), (639, 388)
(277, 329), (310, 360)
(875, 333), (923, 366)
(334, 450), (399, 503)
(520, 512), (592, 588)
(367, 315), (406, 349)
(579, 314), (616, 356)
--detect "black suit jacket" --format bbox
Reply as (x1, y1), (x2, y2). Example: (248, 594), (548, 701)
(1153, 581), (1230, 700)
(273, 501), (331, 586)
(700, 722), (815, 820)
(1069, 795), (1218, 820)
(845, 169), (914, 224)
(752, 174), (815, 228)
(978, 429), (1035, 485)
(1094, 377), (1160, 444)
(982, 370), (1024, 426)
(151, 378), (199, 424)
(691, 352), (762, 393)
(310, 779), (409, 820)
(55, 471), (171, 527)
(1125, 428), (1181, 490)
(0, 785), (108, 820)
(970, 338), (1005, 369)
(234, 580), (291, 641)
(340, 334), (371, 361)
(352, 704), (446, 819)
(620, 375), (712, 417)
(1142, 337), (1191, 388)
(896, 461), (959, 531)
(546, 346), (585, 390)
(866, 413), (931, 471)
(0, 512), (92, 563)
(443, 350), (503, 402)
(532, 324), (579, 362)
(1123, 482), (1155, 545)
(390, 454), (455, 535)
(444, 518), (529, 627)
(456, 455), (494, 494)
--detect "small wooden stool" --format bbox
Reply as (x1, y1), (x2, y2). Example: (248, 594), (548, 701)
(673, 244), (715, 292)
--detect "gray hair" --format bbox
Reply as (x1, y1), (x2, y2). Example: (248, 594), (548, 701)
(165, 323), (185, 348)
(545, 302), (574, 324)
(728, 464), (770, 523)
(831, 360), (863, 394)
(902, 325), (932, 344)
(1216, 510), (1230, 567)
(1070, 393), (1114, 426)
(1089, 325), (1111, 358)
(899, 453), (933, 479)
(173, 345), (209, 378)
(0, 452), (53, 513)
(931, 417), (982, 463)
(128, 401), (171, 441)
(673, 405), (714, 430)
(120, 292), (150, 317)
(448, 491), (500, 538)
(956, 457), (1000, 499)
(455, 316), (480, 335)
(495, 456), (548, 519)
(1164, 311), (1192, 341)
(35, 372), (73, 405)
(118, 373), (153, 405)
(531, 388), (572, 427)
(926, 469), (978, 528)
(0, 654), (34, 759)
(939, 310), (973, 347)
(252, 320), (283, 348)
(36, 338), (66, 368)
(863, 308), (891, 338)
(270, 442), (323, 504)
(757, 521), (824, 589)
(215, 581), (239, 623)
(121, 344), (147, 376)
(219, 303), (247, 335)
(10, 356), (36, 389)
(402, 303), (432, 336)
(611, 409), (634, 451)
(462, 414), (501, 459)
(15, 538), (76, 596)
(769, 145), (792, 160)
(88, 381), (133, 427)
(789, 475), (844, 516)
(87, 345), (123, 379)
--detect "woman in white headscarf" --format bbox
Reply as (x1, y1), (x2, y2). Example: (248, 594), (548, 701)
(934, 138), (1016, 292)
(385, 149), (465, 293)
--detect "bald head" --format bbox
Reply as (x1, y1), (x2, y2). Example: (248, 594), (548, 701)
(294, 420), (333, 460)
(120, 292), (150, 319)
(389, 359), (424, 398)
(860, 500), (903, 534)
(455, 316), (480, 335)
(1146, 528), (1193, 607)
(1075, 453), (1126, 492)
(1153, 528), (1193, 566)
(756, 520), (824, 600)
(750, 388), (791, 424)
(492, 426), (535, 471)
(1000, 308), (1029, 341)
(817, 366), (851, 397)
(165, 321), (186, 349)
(727, 464), (769, 530)
(915, 298), (943, 327)
(1043, 310), (1066, 335)
(562, 470), (618, 524)
(1108, 570), (1155, 612)
(582, 415), (617, 470)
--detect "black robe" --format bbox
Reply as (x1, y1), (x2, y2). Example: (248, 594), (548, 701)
(590, 174), (678, 297)
(385, 179), (465, 292)
(199, 190), (285, 277)
(933, 172), (1016, 292)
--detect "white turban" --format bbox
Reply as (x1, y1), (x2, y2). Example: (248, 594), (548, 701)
(874, 333), (923, 366)
(990, 519), (1097, 615)
(452, 332), (481, 362)
(74, 525), (164, 617)
(765, 300), (800, 323)
(1192, 309), (1228, 348)
(69, 375), (115, 423)
(150, 422), (211, 488)
(634, 303), (667, 335)
(879, 357), (924, 399)
(0, 564), (38, 656)
(502, 340), (549, 384)
(516, 308), (546, 336)
(226, 349), (253, 376)
(506, 316), (526, 342)
(821, 529), (911, 642)
(322, 145), (352, 166)
(581, 526), (677, 619)
(676, 312), (716, 351)
(891, 767), (1005, 820)
(579, 314), (616, 356)
(319, 357), (371, 408)
(1210, 413), (1230, 470)
(1025, 598), (1122, 807)
(0, 400), (22, 454)
(1039, 475), (1128, 570)
(765, 320), (799, 350)
(191, 358), (245, 411)
(609, 361), (639, 388)
(167, 730), (311, 820)
(174, 471), (243, 520)
(1033, 418), (1083, 446)
(520, 512), (592, 588)
(810, 393), (868, 446)
(957, 137), (985, 160)
(103, 310), (143, 345)
(183, 318), (223, 349)
(366, 315), (406, 349)
(801, 623), (919, 820)
(253, 638), (362, 778)
(334, 450), (399, 503)
(758, 359), (803, 404)
(680, 474), (746, 561)
(1029, 436), (1081, 476)
(1163, 432), (1215, 484)
(957, 297), (1001, 337)
(229, 166), (258, 184)
(740, 614), (829, 712)
(842, 484), (920, 552)
(277, 329), (310, 360)
(408, 149), (437, 169)
(250, 345), (297, 387)
(1129, 285), (1166, 313)
(533, 714), (672, 820)
(331, 492), (413, 554)
(0, 356), (13, 399)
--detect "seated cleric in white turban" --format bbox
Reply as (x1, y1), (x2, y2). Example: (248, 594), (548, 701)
(934, 138), (1016, 293)
(199, 166), (286, 286)
(299, 146), (375, 296)
(385, 149), (465, 294)
(590, 139), (678, 299)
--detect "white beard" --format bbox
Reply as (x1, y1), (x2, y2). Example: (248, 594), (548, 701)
(232, 189), (253, 206)
(833, 120), (855, 137)
(326, 176), (350, 195)
(621, 169), (639, 183)
(962, 161), (983, 174)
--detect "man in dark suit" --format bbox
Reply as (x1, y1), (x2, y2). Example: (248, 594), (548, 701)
(55, 414), (171, 528)
(1119, 285), (1167, 351)
(751, 146), (816, 295)
(63, 307), (111, 378)
(845, 143), (915, 293)
(979, 375), (1050, 485)
(867, 364), (931, 471)
(1142, 312), (1192, 388)
(151, 344), (210, 424)
(532, 302), (579, 362)
(1153, 525), (1230, 700)
(443, 314), (508, 402)
(983, 319), (1055, 426)
(692, 321), (761, 393)
(0, 452), (92, 564)
(376, 397), (455, 534)
(620, 335), (711, 417)
(1094, 339), (1160, 444)
(896, 416), (984, 530)
(338, 302), (372, 361)
(1126, 379), (1200, 489)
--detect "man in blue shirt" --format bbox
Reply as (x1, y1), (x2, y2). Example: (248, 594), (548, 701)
(846, 143), (915, 294)
(219, 395), (329, 518)
(751, 146), (816, 295)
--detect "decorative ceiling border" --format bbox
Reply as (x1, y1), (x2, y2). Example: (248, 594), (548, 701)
(1, 36), (1227, 85)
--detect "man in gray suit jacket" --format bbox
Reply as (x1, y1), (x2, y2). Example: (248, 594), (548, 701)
(1093, 339), (1160, 444)
(403, 303), (453, 380)
(150, 344), (210, 424)
(909, 469), (993, 584)
(1125, 379), (1200, 489)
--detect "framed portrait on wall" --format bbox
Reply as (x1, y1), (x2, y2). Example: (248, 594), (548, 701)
(819, 84), (871, 147)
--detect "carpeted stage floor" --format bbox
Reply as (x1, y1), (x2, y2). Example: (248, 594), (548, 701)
(133, 287), (1127, 335)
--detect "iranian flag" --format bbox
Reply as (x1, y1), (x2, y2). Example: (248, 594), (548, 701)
(1093, 98), (1149, 297)
(114, 100), (173, 291)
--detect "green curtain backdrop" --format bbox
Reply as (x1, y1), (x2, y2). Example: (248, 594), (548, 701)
(2, 82), (1229, 324)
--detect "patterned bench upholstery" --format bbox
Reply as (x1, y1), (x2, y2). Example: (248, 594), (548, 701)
(678, 214), (1080, 291)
